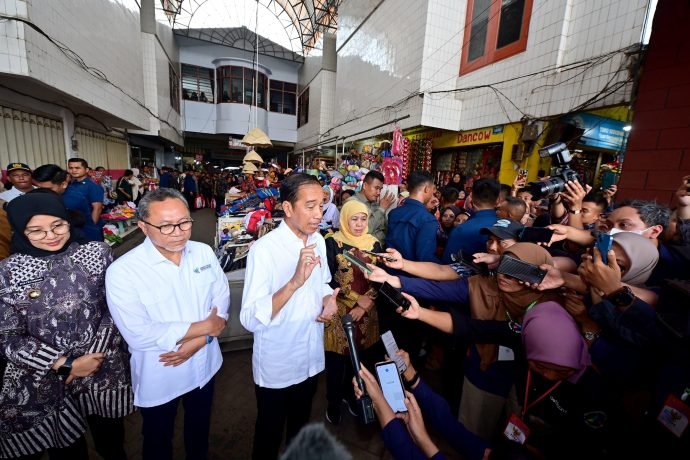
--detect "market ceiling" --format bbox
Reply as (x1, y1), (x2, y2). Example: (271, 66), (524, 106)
(160, 0), (341, 58)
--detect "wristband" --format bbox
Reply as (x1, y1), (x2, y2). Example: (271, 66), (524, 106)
(569, 209), (582, 214)
(205, 335), (213, 344)
(404, 371), (420, 388)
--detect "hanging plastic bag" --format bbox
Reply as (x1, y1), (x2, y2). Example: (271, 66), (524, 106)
(195, 194), (204, 209)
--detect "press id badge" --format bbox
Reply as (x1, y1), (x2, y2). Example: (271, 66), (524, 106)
(657, 394), (690, 438)
(503, 413), (530, 444)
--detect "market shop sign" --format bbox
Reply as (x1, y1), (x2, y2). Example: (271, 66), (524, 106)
(432, 126), (504, 149)
(562, 112), (627, 151)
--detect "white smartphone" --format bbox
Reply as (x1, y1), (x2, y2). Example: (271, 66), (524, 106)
(381, 330), (407, 372)
(375, 361), (408, 413)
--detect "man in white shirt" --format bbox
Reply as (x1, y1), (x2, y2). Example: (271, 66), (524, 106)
(0, 162), (35, 203)
(106, 188), (229, 460)
(241, 173), (339, 460)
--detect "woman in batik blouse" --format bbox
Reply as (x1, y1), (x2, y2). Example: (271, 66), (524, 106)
(0, 191), (133, 459)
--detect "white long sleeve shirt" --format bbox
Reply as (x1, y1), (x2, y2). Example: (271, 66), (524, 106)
(105, 238), (230, 407)
(241, 221), (333, 389)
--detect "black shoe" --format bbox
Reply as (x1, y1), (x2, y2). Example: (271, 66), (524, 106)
(342, 398), (358, 417)
(326, 406), (341, 425)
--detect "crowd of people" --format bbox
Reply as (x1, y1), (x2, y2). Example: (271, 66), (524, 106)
(243, 168), (690, 459)
(1, 155), (689, 459)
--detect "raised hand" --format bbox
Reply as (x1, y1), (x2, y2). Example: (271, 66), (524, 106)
(397, 292), (421, 320)
(562, 289), (588, 322)
(578, 247), (622, 296)
(365, 264), (399, 287)
(383, 248), (404, 270)
(380, 191), (396, 210)
(291, 243), (320, 288)
(396, 392), (439, 458)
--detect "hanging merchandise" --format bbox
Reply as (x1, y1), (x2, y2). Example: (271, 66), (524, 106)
(401, 137), (410, 179)
(423, 139), (433, 171)
(382, 157), (403, 185)
(392, 126), (403, 156)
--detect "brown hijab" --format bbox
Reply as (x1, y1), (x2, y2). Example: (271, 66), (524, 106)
(468, 243), (564, 370)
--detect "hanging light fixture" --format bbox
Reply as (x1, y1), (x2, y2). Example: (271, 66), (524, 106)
(243, 148), (264, 165)
(242, 161), (259, 175)
(240, 1), (273, 150)
(241, 128), (272, 148)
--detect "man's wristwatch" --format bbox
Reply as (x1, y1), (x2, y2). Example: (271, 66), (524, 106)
(604, 285), (636, 309)
(56, 356), (75, 376)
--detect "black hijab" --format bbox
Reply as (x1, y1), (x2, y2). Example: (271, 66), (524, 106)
(7, 190), (83, 257)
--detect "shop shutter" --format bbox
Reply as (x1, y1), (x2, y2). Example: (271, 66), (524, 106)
(0, 106), (66, 169)
(74, 128), (128, 171)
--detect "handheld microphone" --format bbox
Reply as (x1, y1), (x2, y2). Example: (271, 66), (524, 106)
(342, 314), (365, 391)
(341, 313), (375, 424)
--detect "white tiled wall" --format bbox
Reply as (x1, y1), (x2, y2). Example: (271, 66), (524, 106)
(449, 0), (648, 130)
(327, 0), (430, 139)
(301, 0), (648, 144)
(11, 0), (150, 129)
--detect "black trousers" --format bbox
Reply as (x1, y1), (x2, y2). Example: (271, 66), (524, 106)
(252, 375), (318, 460)
(139, 377), (215, 460)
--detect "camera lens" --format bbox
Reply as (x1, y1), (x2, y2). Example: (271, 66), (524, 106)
(528, 177), (566, 200)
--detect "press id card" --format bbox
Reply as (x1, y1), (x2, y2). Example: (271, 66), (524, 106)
(381, 330), (407, 373)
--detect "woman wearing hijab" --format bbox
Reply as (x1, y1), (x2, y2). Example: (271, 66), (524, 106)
(0, 192), (133, 459)
(320, 185), (340, 231)
(370, 243), (565, 440)
(323, 200), (383, 424)
(517, 301), (610, 459)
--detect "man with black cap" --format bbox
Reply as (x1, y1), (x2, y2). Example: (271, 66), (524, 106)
(367, 219), (524, 282)
(0, 163), (35, 203)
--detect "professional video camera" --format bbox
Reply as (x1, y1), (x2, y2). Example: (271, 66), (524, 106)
(527, 142), (580, 200)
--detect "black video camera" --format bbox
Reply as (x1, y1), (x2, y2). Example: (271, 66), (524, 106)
(527, 143), (580, 200)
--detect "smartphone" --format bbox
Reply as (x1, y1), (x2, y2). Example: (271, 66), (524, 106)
(519, 227), (554, 244)
(517, 168), (528, 181)
(497, 255), (547, 285)
(450, 249), (489, 276)
(361, 249), (397, 262)
(378, 282), (411, 311)
(381, 330), (407, 373)
(343, 250), (372, 274)
(375, 361), (408, 413)
(595, 232), (613, 265)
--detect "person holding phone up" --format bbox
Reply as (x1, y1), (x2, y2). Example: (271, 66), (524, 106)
(323, 199), (384, 424)
(352, 350), (491, 460)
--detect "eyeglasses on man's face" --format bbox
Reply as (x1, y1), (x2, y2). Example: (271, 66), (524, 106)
(140, 219), (194, 235)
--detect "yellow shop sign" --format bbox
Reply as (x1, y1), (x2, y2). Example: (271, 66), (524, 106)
(433, 125), (504, 149)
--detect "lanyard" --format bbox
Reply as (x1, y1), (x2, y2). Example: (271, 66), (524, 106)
(505, 300), (538, 323)
(523, 369), (563, 415)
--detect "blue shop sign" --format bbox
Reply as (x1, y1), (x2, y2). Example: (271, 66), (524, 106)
(562, 113), (627, 151)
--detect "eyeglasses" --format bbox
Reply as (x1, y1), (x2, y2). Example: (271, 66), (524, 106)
(141, 219), (194, 235)
(25, 221), (70, 241)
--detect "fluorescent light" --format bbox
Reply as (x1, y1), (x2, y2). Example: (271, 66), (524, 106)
(623, 125), (632, 132)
